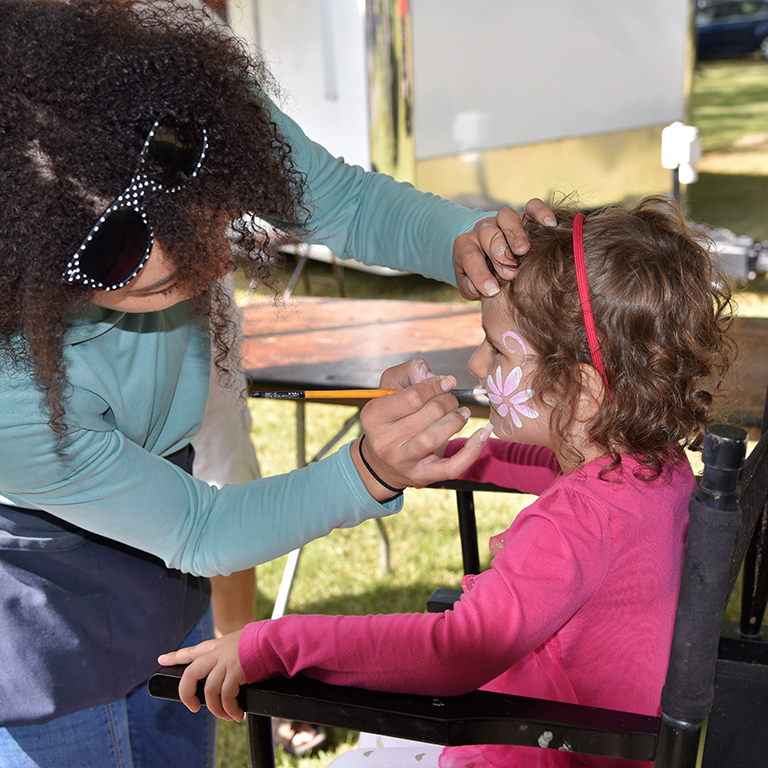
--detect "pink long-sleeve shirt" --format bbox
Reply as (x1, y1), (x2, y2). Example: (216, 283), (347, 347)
(240, 444), (692, 767)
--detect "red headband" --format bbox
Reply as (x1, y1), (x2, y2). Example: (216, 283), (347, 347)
(573, 213), (612, 402)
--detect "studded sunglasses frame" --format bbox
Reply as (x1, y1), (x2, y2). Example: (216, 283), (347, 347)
(62, 119), (207, 292)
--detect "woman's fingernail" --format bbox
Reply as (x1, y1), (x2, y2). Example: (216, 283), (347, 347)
(544, 216), (557, 227)
(441, 375), (457, 392)
(479, 423), (494, 443)
(458, 406), (471, 421)
(483, 279), (500, 297)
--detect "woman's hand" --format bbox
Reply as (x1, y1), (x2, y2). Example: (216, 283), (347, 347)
(158, 630), (246, 722)
(453, 199), (556, 300)
(351, 359), (492, 501)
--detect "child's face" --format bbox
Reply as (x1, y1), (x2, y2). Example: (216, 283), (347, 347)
(468, 296), (550, 447)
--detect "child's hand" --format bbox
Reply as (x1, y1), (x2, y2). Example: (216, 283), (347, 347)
(158, 629), (246, 722)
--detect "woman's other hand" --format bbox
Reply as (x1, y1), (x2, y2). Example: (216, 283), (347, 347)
(453, 199), (556, 300)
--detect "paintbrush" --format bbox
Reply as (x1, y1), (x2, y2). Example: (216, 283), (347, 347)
(250, 388), (487, 400)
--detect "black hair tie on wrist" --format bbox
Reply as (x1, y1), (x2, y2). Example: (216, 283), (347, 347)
(359, 434), (405, 499)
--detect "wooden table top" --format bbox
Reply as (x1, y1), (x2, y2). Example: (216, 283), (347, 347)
(241, 296), (767, 429)
(242, 296), (484, 389)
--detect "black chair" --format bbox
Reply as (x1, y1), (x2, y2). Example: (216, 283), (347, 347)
(700, 385), (768, 767)
(150, 415), (768, 767)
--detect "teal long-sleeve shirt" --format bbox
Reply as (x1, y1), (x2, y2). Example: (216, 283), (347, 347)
(0, 106), (489, 577)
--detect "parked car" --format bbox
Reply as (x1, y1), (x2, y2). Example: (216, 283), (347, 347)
(695, 0), (768, 59)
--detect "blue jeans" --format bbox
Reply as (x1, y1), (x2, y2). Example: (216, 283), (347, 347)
(0, 608), (216, 768)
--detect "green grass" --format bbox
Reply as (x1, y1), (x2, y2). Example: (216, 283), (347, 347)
(215, 58), (768, 768)
(686, 59), (768, 242)
(213, 396), (534, 767)
(216, 399), (534, 767)
(691, 60), (768, 155)
(689, 172), (768, 242)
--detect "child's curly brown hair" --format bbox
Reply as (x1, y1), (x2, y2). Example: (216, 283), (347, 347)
(0, 0), (309, 434)
(500, 195), (737, 478)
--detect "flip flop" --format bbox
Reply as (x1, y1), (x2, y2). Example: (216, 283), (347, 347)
(272, 718), (327, 757)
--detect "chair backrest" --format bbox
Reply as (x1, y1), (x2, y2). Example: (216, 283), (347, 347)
(656, 424), (747, 768)
(697, 390), (768, 767)
(730, 385), (768, 634)
(731, 429), (768, 587)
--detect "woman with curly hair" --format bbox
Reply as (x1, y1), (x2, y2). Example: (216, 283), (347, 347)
(164, 197), (737, 768)
(0, 1), (549, 765)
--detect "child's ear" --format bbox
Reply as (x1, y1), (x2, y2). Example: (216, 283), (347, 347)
(574, 363), (606, 423)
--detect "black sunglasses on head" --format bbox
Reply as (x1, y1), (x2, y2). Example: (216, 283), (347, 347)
(62, 119), (207, 292)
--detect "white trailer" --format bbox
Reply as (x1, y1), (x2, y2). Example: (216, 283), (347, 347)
(225, 0), (694, 211)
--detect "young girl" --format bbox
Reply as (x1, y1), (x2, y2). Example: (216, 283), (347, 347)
(160, 196), (736, 767)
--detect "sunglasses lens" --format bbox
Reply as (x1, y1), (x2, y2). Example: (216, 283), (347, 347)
(147, 122), (205, 182)
(78, 206), (150, 288)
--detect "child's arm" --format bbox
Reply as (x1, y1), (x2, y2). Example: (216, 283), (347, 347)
(444, 438), (559, 494)
(158, 630), (246, 722)
(239, 490), (609, 696)
(161, 487), (610, 714)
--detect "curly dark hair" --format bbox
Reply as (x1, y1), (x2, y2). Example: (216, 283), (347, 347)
(0, 0), (308, 433)
(498, 195), (737, 478)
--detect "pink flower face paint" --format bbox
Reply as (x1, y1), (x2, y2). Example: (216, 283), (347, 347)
(486, 331), (539, 438)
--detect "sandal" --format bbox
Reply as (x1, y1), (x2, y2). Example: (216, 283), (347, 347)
(272, 718), (327, 757)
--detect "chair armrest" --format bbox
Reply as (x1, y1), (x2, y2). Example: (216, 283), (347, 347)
(427, 480), (523, 494)
(149, 666), (659, 761)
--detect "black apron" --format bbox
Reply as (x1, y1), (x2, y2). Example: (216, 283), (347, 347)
(0, 445), (210, 726)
